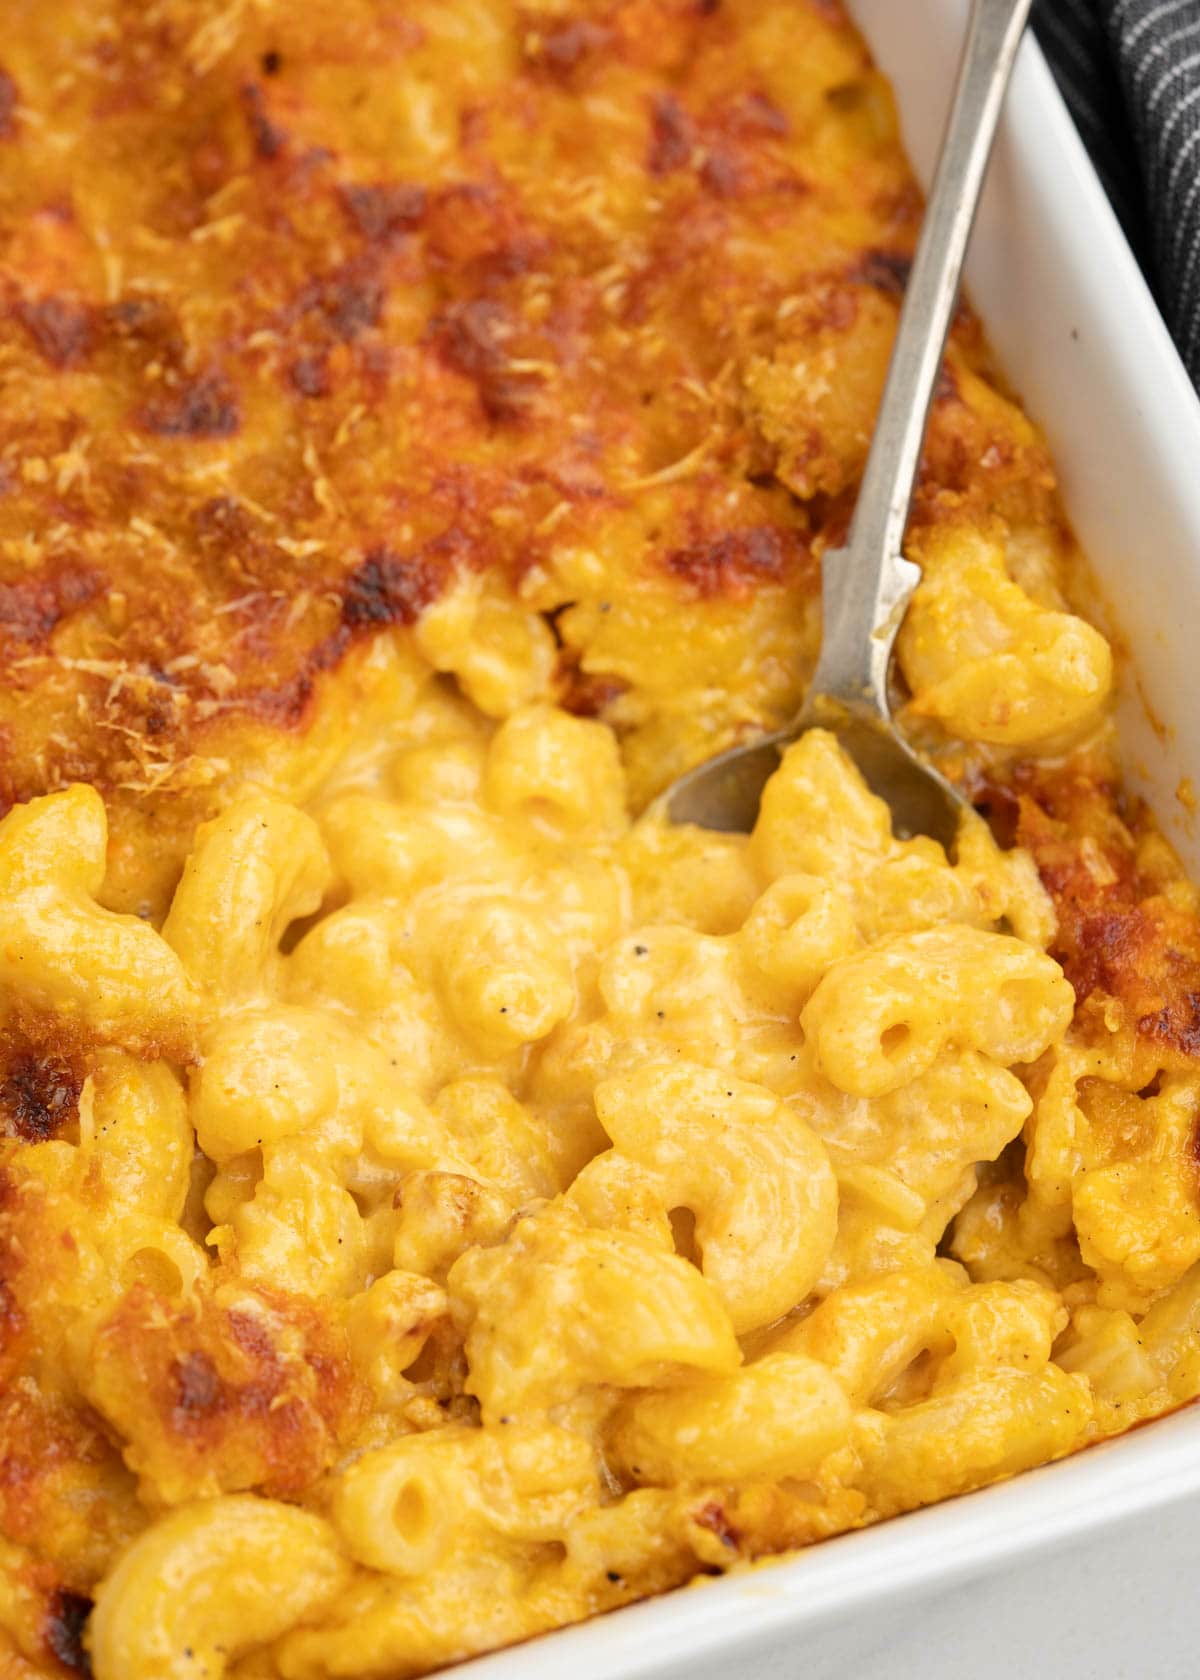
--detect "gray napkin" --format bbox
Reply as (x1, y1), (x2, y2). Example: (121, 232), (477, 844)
(1035, 0), (1200, 388)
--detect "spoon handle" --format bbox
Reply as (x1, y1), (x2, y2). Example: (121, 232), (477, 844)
(806, 0), (1034, 718)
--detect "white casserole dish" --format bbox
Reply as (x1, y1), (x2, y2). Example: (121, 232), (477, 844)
(456, 5), (1200, 1675)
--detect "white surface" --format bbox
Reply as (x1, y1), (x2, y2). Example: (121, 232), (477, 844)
(458, 6), (1200, 1678)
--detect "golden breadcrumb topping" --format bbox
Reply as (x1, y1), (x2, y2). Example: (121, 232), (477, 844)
(0, 0), (1057, 911)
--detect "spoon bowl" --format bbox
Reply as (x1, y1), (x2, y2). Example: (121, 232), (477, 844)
(663, 708), (965, 851)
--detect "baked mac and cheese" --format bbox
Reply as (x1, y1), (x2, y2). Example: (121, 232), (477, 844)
(1, 2), (1198, 1676)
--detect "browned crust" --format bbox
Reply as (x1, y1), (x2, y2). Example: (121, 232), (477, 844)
(0, 1045), (84, 1144)
(41, 1589), (92, 1677)
(0, 1189), (135, 1594)
(978, 763), (1200, 1068)
(659, 524), (812, 600)
(86, 1279), (369, 1500)
(0, 0), (1044, 900)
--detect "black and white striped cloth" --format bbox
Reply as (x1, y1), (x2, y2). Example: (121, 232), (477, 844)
(1035, 0), (1200, 388)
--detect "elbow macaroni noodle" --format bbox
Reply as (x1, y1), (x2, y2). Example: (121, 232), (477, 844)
(2, 4), (1199, 1678)
(10, 694), (1192, 1679)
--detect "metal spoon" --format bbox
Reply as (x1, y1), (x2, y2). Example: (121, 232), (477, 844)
(663, 0), (1033, 849)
